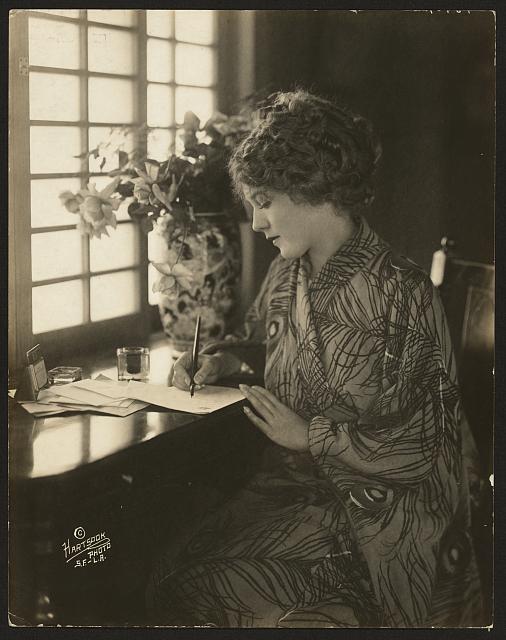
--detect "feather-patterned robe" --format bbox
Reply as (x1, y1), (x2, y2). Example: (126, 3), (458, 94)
(147, 216), (483, 627)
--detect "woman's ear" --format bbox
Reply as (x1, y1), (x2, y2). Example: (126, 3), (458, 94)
(243, 199), (253, 221)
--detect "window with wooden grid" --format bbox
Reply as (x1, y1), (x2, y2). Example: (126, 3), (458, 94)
(9, 9), (218, 365)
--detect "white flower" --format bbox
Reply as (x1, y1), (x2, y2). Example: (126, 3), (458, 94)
(154, 212), (175, 233)
(61, 177), (121, 238)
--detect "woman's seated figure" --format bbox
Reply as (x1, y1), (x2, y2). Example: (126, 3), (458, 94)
(146, 89), (483, 628)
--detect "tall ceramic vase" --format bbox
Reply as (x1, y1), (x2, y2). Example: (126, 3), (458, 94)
(148, 213), (241, 352)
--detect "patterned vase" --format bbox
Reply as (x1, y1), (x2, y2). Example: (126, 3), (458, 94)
(149, 213), (241, 352)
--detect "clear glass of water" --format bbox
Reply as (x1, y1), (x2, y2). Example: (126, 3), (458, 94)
(116, 346), (150, 381)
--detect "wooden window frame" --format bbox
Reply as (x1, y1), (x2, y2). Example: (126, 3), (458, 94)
(9, 9), (223, 370)
(145, 10), (218, 156)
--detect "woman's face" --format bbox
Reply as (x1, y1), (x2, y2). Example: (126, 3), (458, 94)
(242, 185), (317, 260)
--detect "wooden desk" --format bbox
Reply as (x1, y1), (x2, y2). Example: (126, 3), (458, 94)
(9, 339), (266, 626)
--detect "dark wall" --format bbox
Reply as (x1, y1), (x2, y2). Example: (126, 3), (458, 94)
(250, 10), (495, 287)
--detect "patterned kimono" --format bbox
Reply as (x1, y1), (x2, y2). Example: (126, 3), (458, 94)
(147, 216), (483, 627)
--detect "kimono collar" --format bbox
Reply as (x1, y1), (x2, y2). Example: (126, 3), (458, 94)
(300, 215), (389, 289)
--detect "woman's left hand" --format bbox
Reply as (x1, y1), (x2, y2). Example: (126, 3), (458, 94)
(239, 384), (309, 452)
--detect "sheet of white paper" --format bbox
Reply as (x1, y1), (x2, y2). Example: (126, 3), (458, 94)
(20, 402), (67, 416)
(37, 385), (126, 407)
(20, 399), (148, 417)
(45, 394), (130, 408)
(71, 378), (131, 399)
(54, 400), (148, 416)
(125, 381), (244, 414)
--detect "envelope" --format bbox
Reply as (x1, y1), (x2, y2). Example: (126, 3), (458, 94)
(37, 385), (124, 407)
(70, 379), (131, 399)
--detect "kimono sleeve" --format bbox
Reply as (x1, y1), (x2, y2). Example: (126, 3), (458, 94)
(308, 276), (460, 491)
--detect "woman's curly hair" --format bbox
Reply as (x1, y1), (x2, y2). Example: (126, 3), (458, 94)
(229, 89), (382, 210)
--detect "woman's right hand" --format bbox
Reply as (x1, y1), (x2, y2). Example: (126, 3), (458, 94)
(168, 351), (242, 390)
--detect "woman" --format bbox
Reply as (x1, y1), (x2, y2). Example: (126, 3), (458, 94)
(147, 90), (483, 627)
